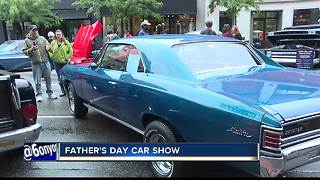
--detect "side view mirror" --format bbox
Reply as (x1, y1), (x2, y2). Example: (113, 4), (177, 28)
(90, 62), (98, 69)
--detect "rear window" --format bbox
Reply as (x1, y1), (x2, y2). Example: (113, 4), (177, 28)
(172, 42), (260, 74)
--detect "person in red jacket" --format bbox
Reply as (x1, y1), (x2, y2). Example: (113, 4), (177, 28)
(222, 24), (233, 38)
(124, 30), (133, 38)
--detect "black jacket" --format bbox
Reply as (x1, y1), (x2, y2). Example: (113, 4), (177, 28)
(200, 28), (217, 35)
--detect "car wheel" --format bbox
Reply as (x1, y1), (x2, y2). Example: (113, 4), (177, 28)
(67, 83), (88, 119)
(144, 121), (183, 177)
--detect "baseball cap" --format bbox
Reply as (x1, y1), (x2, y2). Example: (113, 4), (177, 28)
(48, 31), (55, 38)
(29, 25), (38, 31)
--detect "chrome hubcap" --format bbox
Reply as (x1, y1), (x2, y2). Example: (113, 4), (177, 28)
(68, 85), (75, 112)
(149, 132), (174, 177)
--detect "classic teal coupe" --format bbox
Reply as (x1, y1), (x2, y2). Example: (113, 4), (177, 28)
(61, 35), (320, 177)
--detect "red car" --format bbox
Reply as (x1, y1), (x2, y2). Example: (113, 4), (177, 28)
(70, 21), (102, 65)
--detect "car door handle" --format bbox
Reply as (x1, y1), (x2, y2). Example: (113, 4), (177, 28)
(108, 81), (118, 85)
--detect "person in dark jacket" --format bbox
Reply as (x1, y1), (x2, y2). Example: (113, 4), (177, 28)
(200, 20), (217, 35)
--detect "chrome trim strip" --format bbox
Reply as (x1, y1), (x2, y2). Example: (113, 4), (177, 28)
(0, 75), (10, 81)
(282, 129), (320, 144)
(0, 123), (41, 140)
(282, 132), (320, 148)
(259, 150), (282, 158)
(0, 117), (11, 121)
(84, 103), (144, 135)
(20, 99), (33, 103)
(0, 120), (14, 125)
(285, 112), (320, 122)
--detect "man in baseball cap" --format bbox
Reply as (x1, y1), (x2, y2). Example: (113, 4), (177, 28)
(29, 25), (38, 31)
(22, 24), (58, 102)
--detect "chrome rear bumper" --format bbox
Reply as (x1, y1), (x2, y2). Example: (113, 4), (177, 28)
(260, 137), (320, 177)
(0, 123), (41, 152)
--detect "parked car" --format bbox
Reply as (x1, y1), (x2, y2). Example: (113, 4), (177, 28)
(0, 40), (31, 71)
(0, 70), (41, 152)
(61, 35), (320, 177)
(70, 21), (102, 65)
(266, 24), (320, 67)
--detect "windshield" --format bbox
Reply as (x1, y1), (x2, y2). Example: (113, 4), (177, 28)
(0, 41), (17, 52)
(172, 42), (260, 75)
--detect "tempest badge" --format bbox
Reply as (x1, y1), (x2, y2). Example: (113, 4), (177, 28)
(227, 127), (252, 138)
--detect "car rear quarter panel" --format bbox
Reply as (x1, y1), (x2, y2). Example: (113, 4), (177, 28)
(131, 74), (265, 143)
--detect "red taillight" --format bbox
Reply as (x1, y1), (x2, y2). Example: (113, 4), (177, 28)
(21, 104), (38, 120)
(263, 130), (282, 150)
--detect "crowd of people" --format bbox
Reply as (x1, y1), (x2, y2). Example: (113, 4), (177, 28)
(201, 20), (242, 40)
(22, 25), (72, 102)
(22, 20), (242, 102)
(104, 19), (242, 41)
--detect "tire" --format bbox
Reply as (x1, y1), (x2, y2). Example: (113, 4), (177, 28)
(67, 83), (88, 119)
(144, 121), (183, 177)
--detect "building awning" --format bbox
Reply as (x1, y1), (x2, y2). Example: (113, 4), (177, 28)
(157, 0), (197, 15)
(54, 9), (89, 20)
(100, 0), (197, 16)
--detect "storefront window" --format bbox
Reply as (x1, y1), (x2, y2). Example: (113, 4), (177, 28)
(219, 11), (232, 32)
(251, 11), (282, 49)
(293, 8), (320, 26)
(132, 14), (196, 35)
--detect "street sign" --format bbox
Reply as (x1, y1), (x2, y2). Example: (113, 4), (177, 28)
(296, 49), (315, 69)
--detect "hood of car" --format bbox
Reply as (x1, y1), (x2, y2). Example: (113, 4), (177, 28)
(266, 29), (320, 45)
(71, 21), (102, 61)
(0, 51), (24, 57)
(198, 66), (320, 120)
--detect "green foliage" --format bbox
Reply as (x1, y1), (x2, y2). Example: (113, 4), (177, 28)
(73, 0), (163, 21)
(209, 0), (261, 17)
(0, 0), (61, 28)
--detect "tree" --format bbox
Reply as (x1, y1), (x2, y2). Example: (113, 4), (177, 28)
(0, 0), (61, 39)
(73, 0), (163, 35)
(209, 0), (261, 25)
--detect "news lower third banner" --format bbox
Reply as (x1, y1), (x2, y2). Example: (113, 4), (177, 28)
(24, 143), (259, 161)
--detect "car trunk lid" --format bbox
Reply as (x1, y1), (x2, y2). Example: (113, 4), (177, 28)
(0, 74), (14, 132)
(197, 66), (320, 121)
